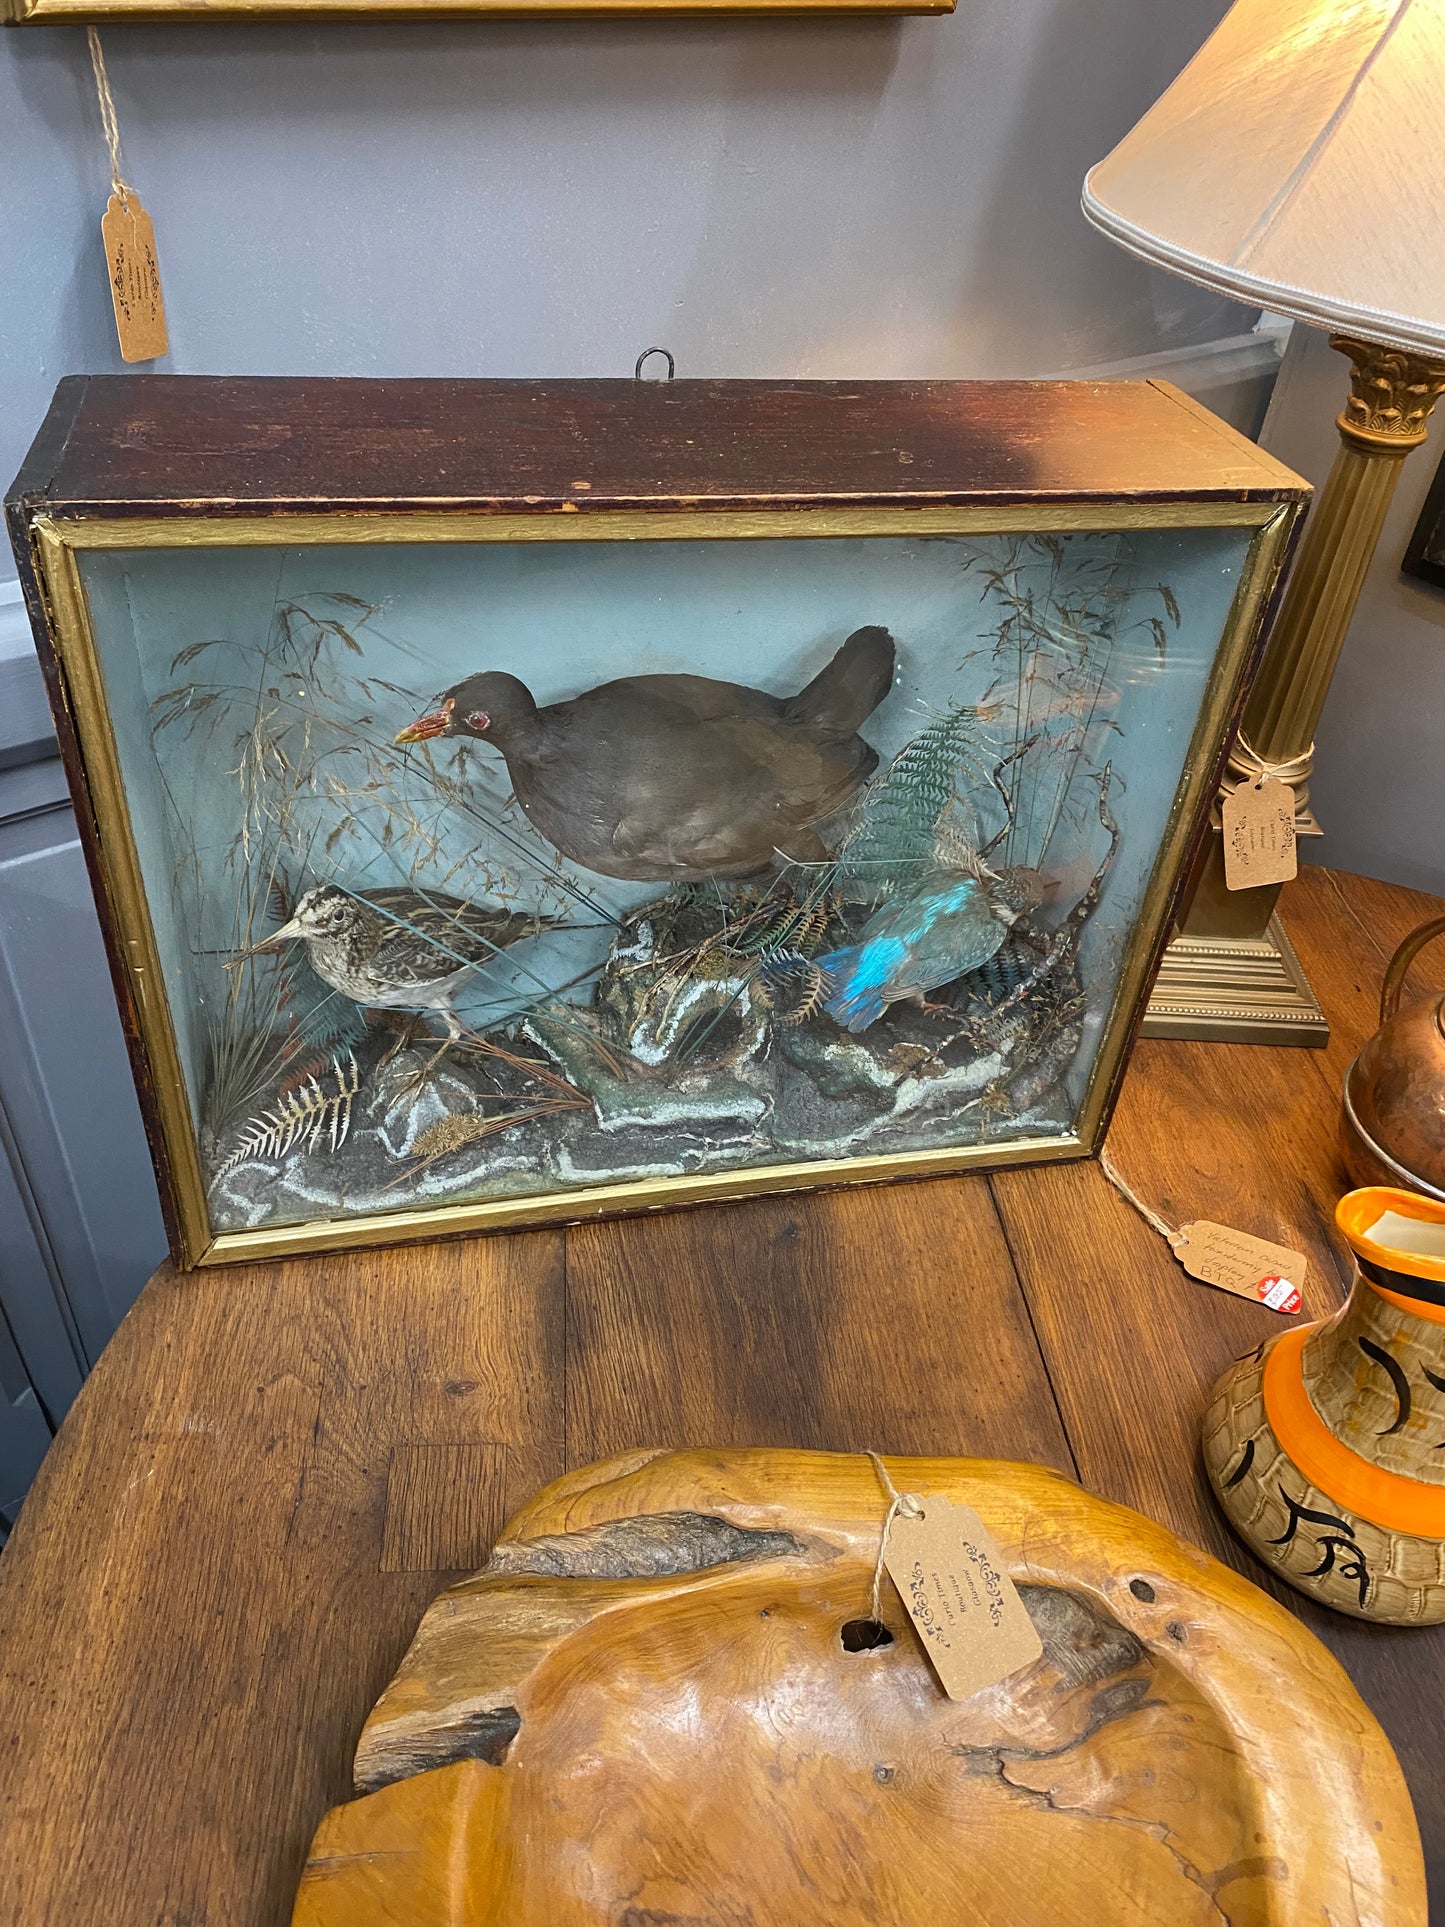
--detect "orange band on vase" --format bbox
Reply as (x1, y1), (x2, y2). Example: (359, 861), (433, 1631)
(1262, 1326), (1445, 1539)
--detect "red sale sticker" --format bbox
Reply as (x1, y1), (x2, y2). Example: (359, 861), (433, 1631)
(1257, 1274), (1302, 1315)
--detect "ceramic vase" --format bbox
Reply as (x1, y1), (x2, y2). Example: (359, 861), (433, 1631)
(1204, 1185), (1445, 1624)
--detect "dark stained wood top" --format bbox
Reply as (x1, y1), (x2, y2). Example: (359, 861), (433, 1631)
(7, 375), (1308, 523)
(0, 863), (1440, 1924)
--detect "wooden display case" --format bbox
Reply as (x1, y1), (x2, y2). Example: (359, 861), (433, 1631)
(7, 375), (1306, 1266)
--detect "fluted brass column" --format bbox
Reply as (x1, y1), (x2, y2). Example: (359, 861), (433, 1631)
(1144, 335), (1445, 1046)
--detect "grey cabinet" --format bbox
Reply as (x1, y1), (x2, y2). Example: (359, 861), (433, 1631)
(0, 587), (168, 1528)
(0, 1274), (54, 1534)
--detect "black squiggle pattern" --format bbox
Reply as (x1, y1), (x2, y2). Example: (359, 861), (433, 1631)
(1268, 1487), (1354, 1546)
(1303, 1535), (1371, 1609)
(1359, 1336), (1411, 1437)
(1223, 1438), (1255, 1489)
(1424, 1365), (1445, 1448)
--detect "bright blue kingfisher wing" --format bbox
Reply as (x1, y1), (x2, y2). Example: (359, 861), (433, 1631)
(818, 937), (910, 1034)
(815, 871), (1017, 1033)
(851, 874), (1011, 1006)
(862, 875), (986, 946)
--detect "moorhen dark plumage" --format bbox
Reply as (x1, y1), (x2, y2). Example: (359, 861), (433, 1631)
(395, 626), (896, 883)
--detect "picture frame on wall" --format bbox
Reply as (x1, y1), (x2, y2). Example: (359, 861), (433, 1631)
(2, 0), (950, 23)
(1403, 447), (1445, 591)
(6, 375), (1305, 1268)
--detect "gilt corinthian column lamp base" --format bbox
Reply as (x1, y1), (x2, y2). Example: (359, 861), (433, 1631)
(1080, 0), (1445, 1047)
(1143, 337), (1445, 1046)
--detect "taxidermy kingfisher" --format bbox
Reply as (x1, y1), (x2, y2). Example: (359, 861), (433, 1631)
(817, 862), (1046, 1033)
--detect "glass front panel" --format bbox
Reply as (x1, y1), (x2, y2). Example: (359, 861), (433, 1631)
(76, 525), (1254, 1235)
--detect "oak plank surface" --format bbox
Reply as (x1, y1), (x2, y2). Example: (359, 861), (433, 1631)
(381, 1443), (513, 1573)
(0, 866), (1442, 1924)
(566, 1179), (1076, 1473)
(0, 1232), (565, 1927)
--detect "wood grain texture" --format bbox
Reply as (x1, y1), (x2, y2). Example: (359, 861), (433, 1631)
(566, 1179), (1076, 1472)
(299, 1449), (1424, 1926)
(990, 862), (1445, 1899)
(381, 1444), (513, 1573)
(6, 376), (1305, 521)
(0, 867), (1442, 1923)
(0, 1232), (565, 1926)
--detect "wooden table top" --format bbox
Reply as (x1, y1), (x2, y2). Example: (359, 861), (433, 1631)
(1, 863), (1442, 1925)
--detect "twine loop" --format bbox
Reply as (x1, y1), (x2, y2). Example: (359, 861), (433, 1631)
(865, 1450), (923, 1623)
(86, 28), (136, 208)
(1098, 1143), (1184, 1251)
(1230, 735), (1313, 793)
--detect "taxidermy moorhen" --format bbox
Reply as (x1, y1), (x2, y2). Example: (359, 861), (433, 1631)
(394, 626), (896, 882)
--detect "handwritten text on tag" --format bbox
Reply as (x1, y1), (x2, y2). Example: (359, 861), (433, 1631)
(1222, 775), (1297, 890)
(101, 192), (168, 363)
(1176, 1221), (1305, 1314)
(881, 1496), (1042, 1701)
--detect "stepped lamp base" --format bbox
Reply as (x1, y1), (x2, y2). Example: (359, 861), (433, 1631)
(1141, 913), (1328, 1046)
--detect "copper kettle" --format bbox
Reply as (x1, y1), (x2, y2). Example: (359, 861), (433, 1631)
(1343, 915), (1445, 1202)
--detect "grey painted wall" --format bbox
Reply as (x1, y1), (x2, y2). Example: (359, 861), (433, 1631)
(2, 0), (1247, 507)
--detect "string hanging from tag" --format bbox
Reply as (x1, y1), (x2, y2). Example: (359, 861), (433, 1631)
(863, 1451), (1044, 1700)
(87, 28), (169, 363)
(1097, 1144), (1182, 1247)
(865, 1450), (922, 1622)
(87, 28), (132, 208)
(1098, 1141), (1306, 1314)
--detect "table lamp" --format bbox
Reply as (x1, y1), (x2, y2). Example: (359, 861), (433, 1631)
(1083, 0), (1445, 1045)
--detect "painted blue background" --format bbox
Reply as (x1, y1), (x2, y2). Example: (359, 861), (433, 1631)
(80, 522), (1249, 1143)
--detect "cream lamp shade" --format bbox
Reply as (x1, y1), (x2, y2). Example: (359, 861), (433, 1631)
(1082, 0), (1445, 357)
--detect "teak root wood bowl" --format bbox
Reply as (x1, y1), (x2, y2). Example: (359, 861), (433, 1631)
(292, 1448), (1424, 1926)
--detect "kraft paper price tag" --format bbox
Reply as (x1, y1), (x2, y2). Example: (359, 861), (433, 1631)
(1221, 775), (1297, 890)
(101, 192), (168, 363)
(1176, 1221), (1305, 1314)
(882, 1496), (1042, 1701)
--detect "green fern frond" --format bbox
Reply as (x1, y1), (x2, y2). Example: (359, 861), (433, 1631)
(290, 993), (369, 1055)
(841, 705), (991, 898)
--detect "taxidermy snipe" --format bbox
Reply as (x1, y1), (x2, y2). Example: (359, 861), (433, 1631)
(394, 626), (896, 883)
(260, 884), (553, 1044)
(817, 863), (1046, 1033)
